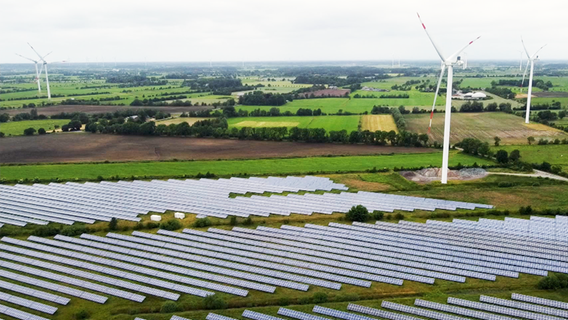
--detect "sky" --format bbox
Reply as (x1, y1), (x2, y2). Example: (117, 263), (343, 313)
(2, 0), (567, 64)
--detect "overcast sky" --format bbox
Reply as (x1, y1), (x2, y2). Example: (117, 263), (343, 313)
(2, 0), (566, 64)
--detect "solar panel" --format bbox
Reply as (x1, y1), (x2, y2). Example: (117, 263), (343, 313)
(0, 279), (70, 305)
(0, 302), (50, 320)
(243, 310), (286, 320)
(207, 313), (238, 320)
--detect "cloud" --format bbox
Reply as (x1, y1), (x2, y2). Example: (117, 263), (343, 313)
(1, 0), (566, 63)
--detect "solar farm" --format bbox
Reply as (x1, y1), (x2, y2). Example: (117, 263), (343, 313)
(130, 293), (568, 320)
(0, 174), (567, 320)
(0, 176), (494, 226)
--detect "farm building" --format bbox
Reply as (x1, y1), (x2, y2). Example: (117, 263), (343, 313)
(453, 91), (487, 100)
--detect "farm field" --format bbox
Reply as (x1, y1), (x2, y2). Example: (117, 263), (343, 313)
(494, 144), (568, 171)
(0, 150), (493, 181)
(0, 104), (211, 116)
(404, 112), (568, 144)
(360, 114), (398, 132)
(0, 119), (69, 136)
(0, 79), (197, 108)
(0, 134), (436, 164)
(154, 117), (211, 126)
(227, 115), (361, 132)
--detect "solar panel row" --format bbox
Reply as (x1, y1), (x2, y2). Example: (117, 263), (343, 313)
(0, 175), (490, 226)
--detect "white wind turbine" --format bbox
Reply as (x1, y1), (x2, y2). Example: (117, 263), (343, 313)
(27, 43), (55, 99)
(418, 13), (480, 184)
(15, 51), (51, 93)
(520, 38), (546, 124)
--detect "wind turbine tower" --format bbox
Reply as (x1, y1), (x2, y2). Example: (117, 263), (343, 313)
(418, 13), (480, 184)
(27, 43), (53, 99)
(16, 52), (50, 93)
(520, 38), (546, 124)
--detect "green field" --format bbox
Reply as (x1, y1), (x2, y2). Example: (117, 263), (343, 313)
(0, 119), (69, 136)
(494, 144), (568, 171)
(0, 151), (494, 182)
(405, 112), (568, 145)
(228, 115), (361, 132)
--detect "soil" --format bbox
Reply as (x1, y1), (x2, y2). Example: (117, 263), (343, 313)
(1, 104), (212, 116)
(0, 134), (434, 164)
(400, 168), (488, 183)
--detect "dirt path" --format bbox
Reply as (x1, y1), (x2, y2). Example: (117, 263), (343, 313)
(489, 170), (568, 182)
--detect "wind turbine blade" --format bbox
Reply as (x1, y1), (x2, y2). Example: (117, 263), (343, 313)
(428, 64), (446, 134)
(521, 37), (531, 59)
(42, 51), (52, 60)
(27, 42), (46, 62)
(533, 44), (547, 58)
(448, 36), (481, 61)
(15, 53), (36, 63)
(520, 60), (530, 91)
(417, 13), (446, 60)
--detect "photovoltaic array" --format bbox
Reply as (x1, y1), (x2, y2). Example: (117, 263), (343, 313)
(0, 175), (491, 227)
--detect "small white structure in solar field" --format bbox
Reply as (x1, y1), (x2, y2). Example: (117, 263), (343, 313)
(150, 215), (162, 222)
(174, 212), (185, 219)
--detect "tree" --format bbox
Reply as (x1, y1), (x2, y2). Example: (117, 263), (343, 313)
(23, 127), (36, 136)
(527, 136), (535, 145)
(495, 150), (509, 164)
(494, 136), (501, 147)
(37, 128), (46, 135)
(559, 110), (567, 120)
(160, 219), (182, 231)
(346, 205), (370, 222)
(109, 217), (118, 231)
(509, 149), (521, 162)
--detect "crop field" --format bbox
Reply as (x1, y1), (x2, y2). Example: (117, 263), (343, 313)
(404, 112), (568, 144)
(360, 115), (398, 132)
(154, 117), (212, 126)
(493, 144), (568, 171)
(0, 79), (203, 108)
(0, 150), (493, 181)
(0, 104), (210, 116)
(240, 77), (312, 94)
(0, 119), (69, 136)
(0, 134), (435, 164)
(228, 115), (361, 132)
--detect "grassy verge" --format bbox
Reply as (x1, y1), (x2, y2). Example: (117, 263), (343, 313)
(0, 151), (495, 182)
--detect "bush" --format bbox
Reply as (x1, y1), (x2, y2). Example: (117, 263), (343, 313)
(394, 213), (405, 221)
(229, 216), (237, 226)
(160, 301), (180, 313)
(38, 128), (47, 135)
(242, 217), (253, 226)
(60, 225), (88, 236)
(203, 294), (227, 309)
(372, 211), (384, 220)
(75, 309), (90, 320)
(161, 219), (182, 231)
(145, 221), (159, 229)
(192, 217), (212, 228)
(519, 206), (533, 215)
(109, 217), (118, 231)
(538, 274), (568, 289)
(23, 127), (36, 136)
(497, 182), (514, 188)
(312, 292), (328, 303)
(346, 205), (370, 222)
(32, 225), (60, 237)
(278, 297), (291, 306)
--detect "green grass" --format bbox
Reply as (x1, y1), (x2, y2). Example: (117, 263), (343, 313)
(0, 151), (493, 182)
(494, 144), (568, 171)
(227, 115), (361, 132)
(404, 112), (568, 145)
(0, 119), (69, 136)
